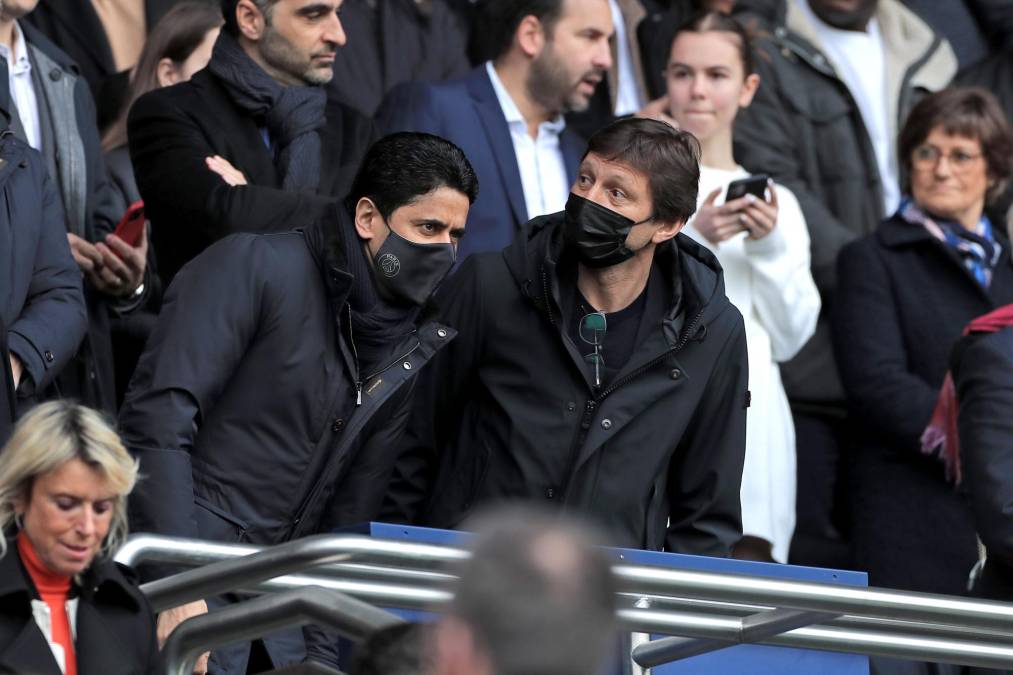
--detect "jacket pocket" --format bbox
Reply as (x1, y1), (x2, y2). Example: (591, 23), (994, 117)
(193, 496), (248, 542)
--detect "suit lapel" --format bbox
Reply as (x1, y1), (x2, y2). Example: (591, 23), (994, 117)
(0, 620), (62, 675)
(75, 600), (132, 675)
(467, 69), (529, 227)
(559, 128), (586, 186)
(196, 73), (281, 188)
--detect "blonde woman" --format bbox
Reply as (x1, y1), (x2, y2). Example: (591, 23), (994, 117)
(0, 401), (157, 674)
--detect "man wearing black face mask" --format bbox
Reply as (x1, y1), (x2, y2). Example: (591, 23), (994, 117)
(118, 132), (477, 674)
(384, 118), (749, 557)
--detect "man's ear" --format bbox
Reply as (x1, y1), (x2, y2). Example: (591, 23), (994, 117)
(516, 14), (547, 59)
(236, 0), (267, 41)
(651, 219), (685, 244)
(354, 197), (380, 241)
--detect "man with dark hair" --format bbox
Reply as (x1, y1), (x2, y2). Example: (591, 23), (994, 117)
(128, 0), (375, 285)
(350, 623), (432, 675)
(378, 0), (612, 263)
(119, 132), (478, 675)
(432, 508), (618, 675)
(385, 118), (748, 556)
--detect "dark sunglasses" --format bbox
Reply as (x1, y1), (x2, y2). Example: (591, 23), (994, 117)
(579, 311), (607, 388)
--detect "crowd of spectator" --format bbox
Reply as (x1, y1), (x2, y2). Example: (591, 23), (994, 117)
(3, 0), (1013, 673)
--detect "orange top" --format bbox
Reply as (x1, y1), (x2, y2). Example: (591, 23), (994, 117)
(18, 532), (77, 675)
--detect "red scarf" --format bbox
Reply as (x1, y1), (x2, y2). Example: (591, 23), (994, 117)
(921, 304), (1013, 483)
(17, 531), (77, 675)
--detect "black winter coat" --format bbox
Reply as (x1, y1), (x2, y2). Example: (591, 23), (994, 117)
(128, 68), (376, 285)
(0, 544), (158, 675)
(119, 212), (455, 547)
(954, 326), (1013, 600)
(386, 213), (748, 555)
(832, 215), (1013, 595)
(732, 0), (955, 405)
(0, 124), (87, 440)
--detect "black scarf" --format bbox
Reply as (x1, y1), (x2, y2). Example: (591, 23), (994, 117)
(207, 32), (326, 192)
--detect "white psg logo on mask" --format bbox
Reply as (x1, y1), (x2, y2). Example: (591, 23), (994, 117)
(378, 253), (401, 278)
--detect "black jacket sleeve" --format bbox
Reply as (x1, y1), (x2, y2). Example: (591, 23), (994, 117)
(127, 91), (334, 244)
(955, 328), (1013, 559)
(118, 235), (271, 538)
(832, 238), (939, 450)
(381, 256), (486, 523)
(665, 310), (749, 556)
(7, 166), (87, 396)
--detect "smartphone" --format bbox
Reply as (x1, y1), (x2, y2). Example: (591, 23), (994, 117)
(113, 201), (145, 247)
(725, 174), (769, 202)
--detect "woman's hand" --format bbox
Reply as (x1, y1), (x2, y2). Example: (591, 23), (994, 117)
(739, 181), (779, 241)
(693, 187), (755, 245)
(635, 96), (680, 129)
(158, 600), (210, 674)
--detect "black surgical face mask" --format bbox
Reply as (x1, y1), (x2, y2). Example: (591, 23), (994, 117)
(372, 227), (456, 306)
(563, 193), (652, 268)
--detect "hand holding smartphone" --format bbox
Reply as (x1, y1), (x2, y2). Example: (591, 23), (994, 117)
(725, 174), (769, 202)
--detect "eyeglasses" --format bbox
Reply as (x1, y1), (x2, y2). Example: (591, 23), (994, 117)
(911, 145), (983, 172)
(579, 311), (607, 388)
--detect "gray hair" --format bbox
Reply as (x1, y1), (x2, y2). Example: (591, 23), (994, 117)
(451, 507), (619, 675)
(0, 401), (138, 560)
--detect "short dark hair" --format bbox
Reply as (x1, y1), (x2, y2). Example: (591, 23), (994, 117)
(451, 508), (618, 675)
(221, 0), (276, 36)
(585, 118), (701, 224)
(346, 132), (479, 222)
(898, 87), (1013, 204)
(351, 623), (431, 675)
(472, 0), (564, 62)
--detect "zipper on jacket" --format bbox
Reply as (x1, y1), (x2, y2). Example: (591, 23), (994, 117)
(346, 305), (363, 406)
(559, 305), (706, 501)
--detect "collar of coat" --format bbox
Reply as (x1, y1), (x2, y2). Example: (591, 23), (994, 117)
(300, 203), (356, 305)
(0, 537), (142, 614)
(503, 210), (730, 335)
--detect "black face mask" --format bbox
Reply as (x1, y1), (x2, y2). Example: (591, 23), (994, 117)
(372, 228), (456, 306)
(563, 193), (653, 268)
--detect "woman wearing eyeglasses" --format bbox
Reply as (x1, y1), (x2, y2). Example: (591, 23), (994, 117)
(833, 87), (1013, 597)
(659, 12), (820, 563)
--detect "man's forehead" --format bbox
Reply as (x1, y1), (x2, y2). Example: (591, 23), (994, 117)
(557, 0), (612, 27)
(580, 153), (647, 186)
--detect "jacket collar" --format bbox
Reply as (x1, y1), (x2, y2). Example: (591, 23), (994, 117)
(502, 211), (729, 335)
(301, 205), (355, 306)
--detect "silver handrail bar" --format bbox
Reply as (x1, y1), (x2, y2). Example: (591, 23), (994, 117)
(158, 587), (403, 675)
(118, 534), (1013, 669)
(136, 534), (467, 613)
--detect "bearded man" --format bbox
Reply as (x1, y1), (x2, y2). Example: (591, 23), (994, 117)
(127, 0), (376, 285)
(377, 0), (614, 263)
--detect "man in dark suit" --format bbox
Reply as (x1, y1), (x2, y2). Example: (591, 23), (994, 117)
(128, 0), (375, 285)
(378, 0), (613, 262)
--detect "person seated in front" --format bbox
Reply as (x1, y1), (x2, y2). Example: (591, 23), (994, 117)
(0, 401), (156, 674)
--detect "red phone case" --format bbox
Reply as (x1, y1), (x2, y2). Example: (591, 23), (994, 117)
(114, 201), (145, 247)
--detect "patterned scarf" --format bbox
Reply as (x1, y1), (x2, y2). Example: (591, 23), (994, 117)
(921, 304), (1013, 484)
(897, 196), (1001, 288)
(207, 32), (326, 192)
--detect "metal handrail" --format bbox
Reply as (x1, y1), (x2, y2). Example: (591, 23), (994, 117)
(158, 587), (403, 675)
(118, 533), (1013, 670)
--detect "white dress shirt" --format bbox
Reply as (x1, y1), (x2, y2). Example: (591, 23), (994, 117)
(608, 0), (644, 116)
(796, 0), (900, 215)
(0, 22), (41, 151)
(486, 61), (570, 221)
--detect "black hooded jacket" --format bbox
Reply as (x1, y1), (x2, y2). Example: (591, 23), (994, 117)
(385, 213), (748, 554)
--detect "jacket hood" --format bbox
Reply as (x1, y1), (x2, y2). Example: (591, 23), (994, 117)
(502, 211), (732, 331)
